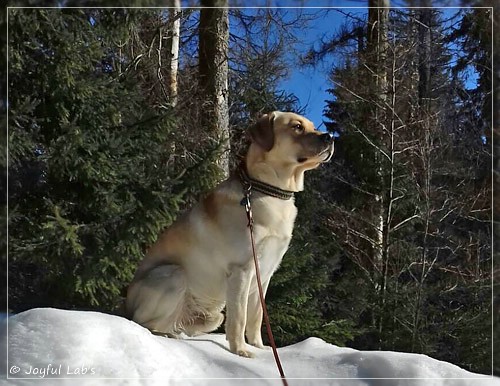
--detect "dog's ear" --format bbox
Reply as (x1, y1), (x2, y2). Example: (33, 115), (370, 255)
(249, 113), (275, 152)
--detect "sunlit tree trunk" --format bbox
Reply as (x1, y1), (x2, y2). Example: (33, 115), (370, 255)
(199, 0), (230, 178)
(367, 0), (389, 346)
(165, 0), (180, 107)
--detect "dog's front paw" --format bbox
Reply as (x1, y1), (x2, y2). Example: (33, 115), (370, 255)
(229, 342), (255, 358)
(234, 349), (255, 358)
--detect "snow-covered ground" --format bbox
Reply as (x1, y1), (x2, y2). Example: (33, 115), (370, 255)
(0, 308), (496, 385)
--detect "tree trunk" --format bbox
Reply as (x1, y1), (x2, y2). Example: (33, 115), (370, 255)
(165, 0), (181, 107)
(367, 0), (389, 347)
(199, 0), (230, 178)
(367, 0), (389, 268)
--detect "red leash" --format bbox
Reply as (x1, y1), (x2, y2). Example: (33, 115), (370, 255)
(242, 190), (289, 386)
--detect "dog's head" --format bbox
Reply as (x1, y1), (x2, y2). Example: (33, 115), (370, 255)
(247, 111), (334, 192)
(249, 111), (334, 170)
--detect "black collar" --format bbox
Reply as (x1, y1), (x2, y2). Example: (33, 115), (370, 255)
(238, 163), (295, 200)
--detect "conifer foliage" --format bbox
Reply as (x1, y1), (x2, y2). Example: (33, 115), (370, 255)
(316, 8), (492, 373)
(8, 9), (203, 310)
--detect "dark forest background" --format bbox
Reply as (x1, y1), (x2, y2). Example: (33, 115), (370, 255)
(2, 0), (498, 376)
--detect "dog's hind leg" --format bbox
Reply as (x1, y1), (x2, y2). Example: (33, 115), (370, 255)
(183, 310), (225, 337)
(126, 264), (187, 334)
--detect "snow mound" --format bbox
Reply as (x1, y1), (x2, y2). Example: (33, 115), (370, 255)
(0, 308), (496, 385)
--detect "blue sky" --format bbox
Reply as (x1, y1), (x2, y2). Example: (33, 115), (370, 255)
(273, 4), (476, 130)
(278, 9), (348, 130)
(220, 0), (407, 128)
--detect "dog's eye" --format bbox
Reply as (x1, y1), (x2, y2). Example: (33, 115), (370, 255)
(293, 124), (304, 133)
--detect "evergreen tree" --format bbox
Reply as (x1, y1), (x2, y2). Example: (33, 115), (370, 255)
(318, 8), (491, 372)
(8, 9), (219, 311)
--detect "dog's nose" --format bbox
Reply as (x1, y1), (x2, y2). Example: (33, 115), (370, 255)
(320, 133), (334, 144)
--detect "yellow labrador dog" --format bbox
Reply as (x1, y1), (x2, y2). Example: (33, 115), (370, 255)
(126, 111), (334, 357)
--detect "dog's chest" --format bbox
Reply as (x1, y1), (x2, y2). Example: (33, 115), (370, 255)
(245, 196), (296, 279)
(251, 197), (297, 231)
(251, 196), (297, 240)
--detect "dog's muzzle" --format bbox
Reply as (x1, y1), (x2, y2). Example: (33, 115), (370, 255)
(320, 133), (334, 162)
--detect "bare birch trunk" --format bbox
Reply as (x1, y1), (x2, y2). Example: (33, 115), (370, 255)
(199, 0), (230, 179)
(165, 0), (180, 107)
(367, 0), (389, 271)
(367, 0), (389, 346)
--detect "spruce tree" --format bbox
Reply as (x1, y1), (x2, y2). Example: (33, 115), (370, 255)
(320, 8), (491, 372)
(7, 9), (219, 311)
